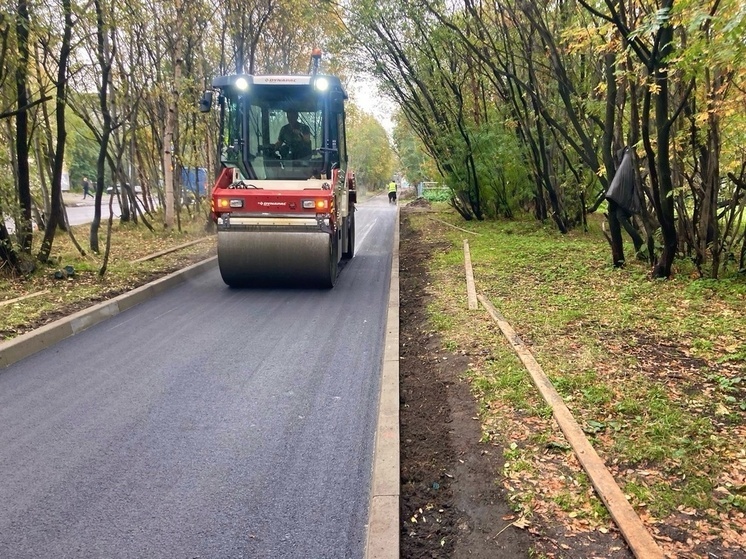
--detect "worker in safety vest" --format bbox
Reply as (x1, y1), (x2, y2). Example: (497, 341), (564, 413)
(387, 180), (397, 204)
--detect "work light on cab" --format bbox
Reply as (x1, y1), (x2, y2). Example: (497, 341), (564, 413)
(302, 199), (328, 210)
(314, 77), (329, 91)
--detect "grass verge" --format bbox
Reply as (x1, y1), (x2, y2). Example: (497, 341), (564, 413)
(404, 202), (746, 558)
(0, 211), (216, 341)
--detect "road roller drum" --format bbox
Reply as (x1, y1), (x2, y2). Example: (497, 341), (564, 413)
(218, 230), (337, 288)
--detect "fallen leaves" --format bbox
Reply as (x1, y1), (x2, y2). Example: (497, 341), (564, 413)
(401, 210), (746, 559)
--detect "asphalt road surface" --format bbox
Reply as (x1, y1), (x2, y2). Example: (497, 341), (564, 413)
(65, 198), (121, 226)
(0, 196), (397, 558)
(4, 194), (122, 232)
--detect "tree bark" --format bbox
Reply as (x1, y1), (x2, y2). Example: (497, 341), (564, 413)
(15, 0), (32, 257)
(38, 0), (74, 263)
(651, 8), (677, 279)
(90, 0), (114, 253)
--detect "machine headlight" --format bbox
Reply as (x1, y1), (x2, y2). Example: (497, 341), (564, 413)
(217, 198), (244, 208)
(302, 199), (328, 210)
(235, 77), (249, 91)
(314, 77), (329, 92)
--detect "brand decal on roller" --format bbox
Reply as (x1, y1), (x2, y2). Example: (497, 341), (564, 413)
(258, 201), (287, 207)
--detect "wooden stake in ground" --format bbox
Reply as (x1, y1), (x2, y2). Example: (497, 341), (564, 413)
(463, 239), (478, 310)
(130, 237), (212, 264)
(0, 290), (50, 308)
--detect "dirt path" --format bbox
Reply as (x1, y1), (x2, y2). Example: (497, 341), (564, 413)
(399, 210), (533, 557)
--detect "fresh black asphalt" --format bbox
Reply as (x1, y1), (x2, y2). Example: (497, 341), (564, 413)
(0, 198), (397, 558)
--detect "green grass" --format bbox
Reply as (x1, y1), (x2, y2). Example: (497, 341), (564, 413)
(421, 188), (451, 202)
(405, 205), (746, 535)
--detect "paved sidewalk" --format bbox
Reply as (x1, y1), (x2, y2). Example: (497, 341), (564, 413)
(62, 192), (97, 207)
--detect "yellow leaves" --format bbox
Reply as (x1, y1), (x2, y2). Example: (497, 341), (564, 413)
(714, 402), (731, 416)
(409, 505), (443, 527)
(561, 22), (620, 56)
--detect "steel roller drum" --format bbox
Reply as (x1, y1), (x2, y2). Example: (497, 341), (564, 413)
(217, 230), (336, 287)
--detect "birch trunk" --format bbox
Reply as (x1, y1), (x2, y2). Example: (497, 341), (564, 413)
(163, 1), (183, 229)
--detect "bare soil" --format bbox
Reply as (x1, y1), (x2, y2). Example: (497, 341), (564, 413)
(398, 207), (635, 558)
(399, 209), (535, 557)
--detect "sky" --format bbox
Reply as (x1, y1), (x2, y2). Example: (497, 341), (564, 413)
(348, 76), (396, 136)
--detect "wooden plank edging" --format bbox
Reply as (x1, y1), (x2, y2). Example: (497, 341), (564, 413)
(0, 290), (50, 308)
(428, 216), (481, 236)
(477, 294), (665, 559)
(463, 239), (478, 310)
(130, 237), (213, 263)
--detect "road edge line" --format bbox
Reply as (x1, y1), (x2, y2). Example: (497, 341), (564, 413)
(0, 256), (217, 369)
(365, 206), (400, 559)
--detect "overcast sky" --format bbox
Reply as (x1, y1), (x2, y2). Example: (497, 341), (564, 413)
(349, 76), (395, 136)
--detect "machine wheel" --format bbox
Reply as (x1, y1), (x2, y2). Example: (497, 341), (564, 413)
(217, 230), (335, 288)
(323, 235), (339, 288)
(342, 210), (355, 260)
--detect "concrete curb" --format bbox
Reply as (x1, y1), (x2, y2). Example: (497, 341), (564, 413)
(365, 206), (400, 559)
(0, 256), (217, 369)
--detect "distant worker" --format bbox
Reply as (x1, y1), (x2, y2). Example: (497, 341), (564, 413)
(82, 176), (92, 199)
(275, 110), (312, 159)
(388, 180), (397, 204)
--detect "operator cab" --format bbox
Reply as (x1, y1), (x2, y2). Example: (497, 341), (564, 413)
(201, 74), (347, 182)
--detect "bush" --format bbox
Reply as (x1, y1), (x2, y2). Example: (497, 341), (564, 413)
(422, 187), (451, 202)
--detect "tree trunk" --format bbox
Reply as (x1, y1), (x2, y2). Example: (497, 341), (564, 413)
(15, 0), (32, 256)
(698, 70), (722, 278)
(602, 52), (617, 185)
(651, 13), (677, 279)
(606, 204), (625, 267)
(90, 0), (114, 253)
(163, 100), (177, 229)
(163, 7), (182, 230)
(38, 0), (74, 262)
